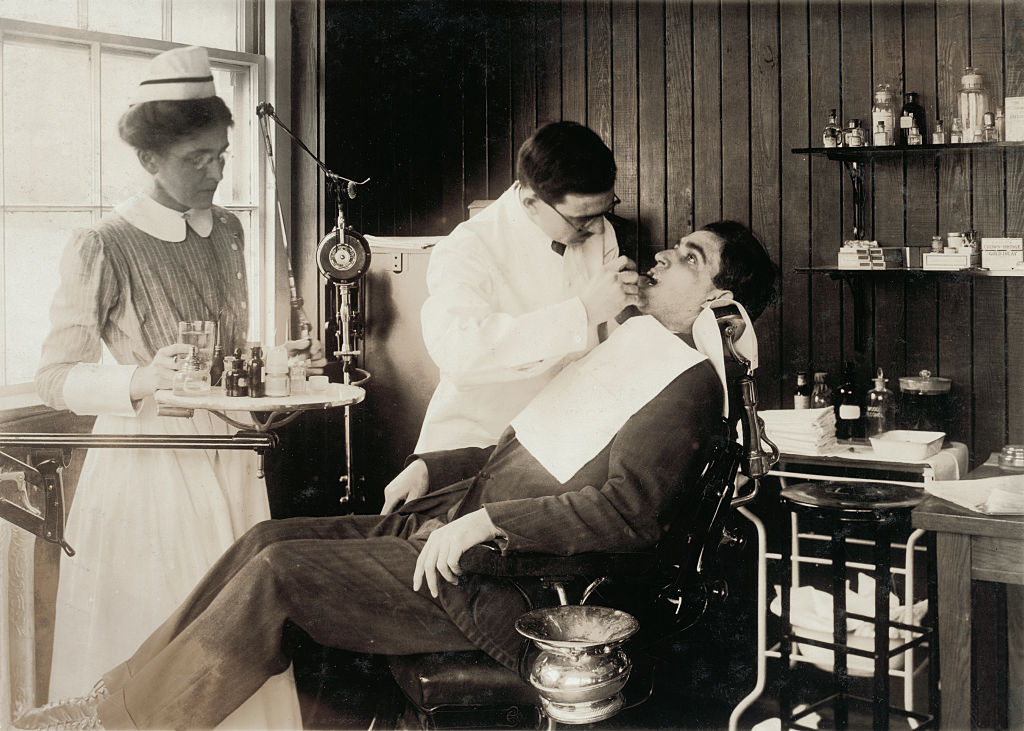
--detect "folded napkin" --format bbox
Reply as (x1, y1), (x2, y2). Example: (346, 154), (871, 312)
(925, 474), (1024, 515)
(759, 407), (838, 455)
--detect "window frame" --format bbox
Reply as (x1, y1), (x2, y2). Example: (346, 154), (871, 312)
(0, 15), (275, 404)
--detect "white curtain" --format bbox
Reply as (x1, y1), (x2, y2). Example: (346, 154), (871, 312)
(0, 520), (36, 727)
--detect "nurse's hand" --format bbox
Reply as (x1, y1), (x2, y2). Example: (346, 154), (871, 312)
(413, 508), (501, 598)
(130, 343), (191, 399)
(380, 458), (429, 514)
(285, 337), (328, 375)
(580, 255), (640, 326)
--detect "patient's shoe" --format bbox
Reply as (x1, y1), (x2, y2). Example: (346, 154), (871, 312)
(12, 680), (108, 730)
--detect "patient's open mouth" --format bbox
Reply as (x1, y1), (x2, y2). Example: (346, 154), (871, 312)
(640, 271), (658, 286)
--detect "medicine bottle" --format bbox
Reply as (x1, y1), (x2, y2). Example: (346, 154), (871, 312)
(932, 119), (946, 145)
(865, 369), (895, 438)
(289, 356), (308, 394)
(958, 66), (989, 145)
(810, 372), (832, 409)
(873, 121), (888, 147)
(899, 92), (926, 146)
(844, 119), (865, 147)
(793, 372), (811, 410)
(949, 118), (964, 143)
(224, 348), (249, 397)
(871, 84), (897, 146)
(247, 346), (265, 398)
(982, 112), (999, 142)
(835, 362), (863, 440)
(822, 109), (843, 148)
(907, 125), (923, 146)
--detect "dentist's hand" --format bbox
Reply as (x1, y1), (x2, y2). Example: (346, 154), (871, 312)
(130, 343), (191, 399)
(285, 337), (328, 375)
(380, 458), (429, 514)
(580, 255), (640, 326)
(413, 509), (501, 598)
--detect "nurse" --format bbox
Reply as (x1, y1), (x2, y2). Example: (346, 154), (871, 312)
(35, 46), (307, 729)
(382, 121), (640, 512)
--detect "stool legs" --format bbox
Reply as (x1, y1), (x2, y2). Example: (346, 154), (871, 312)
(830, 525), (850, 730)
(873, 525), (893, 731)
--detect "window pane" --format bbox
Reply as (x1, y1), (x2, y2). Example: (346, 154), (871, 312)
(88, 0), (164, 41)
(3, 211), (92, 385)
(0, 0), (76, 27)
(212, 65), (253, 206)
(101, 50), (153, 205)
(3, 39), (94, 205)
(172, 0), (238, 51)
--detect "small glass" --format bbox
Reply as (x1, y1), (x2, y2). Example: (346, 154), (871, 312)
(176, 320), (216, 372)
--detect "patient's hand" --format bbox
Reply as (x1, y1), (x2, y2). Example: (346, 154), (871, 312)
(413, 508), (501, 598)
(380, 458), (429, 514)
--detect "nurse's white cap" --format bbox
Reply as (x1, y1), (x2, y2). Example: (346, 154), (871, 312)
(131, 46), (216, 105)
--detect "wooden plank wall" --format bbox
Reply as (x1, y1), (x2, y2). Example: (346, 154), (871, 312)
(322, 0), (1021, 467)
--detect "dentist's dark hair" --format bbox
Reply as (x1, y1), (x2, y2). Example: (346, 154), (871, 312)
(517, 121), (616, 204)
(701, 220), (778, 321)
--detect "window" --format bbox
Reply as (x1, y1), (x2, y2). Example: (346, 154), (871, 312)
(0, 1), (269, 391)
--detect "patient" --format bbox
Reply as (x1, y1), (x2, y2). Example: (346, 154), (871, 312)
(16, 220), (776, 730)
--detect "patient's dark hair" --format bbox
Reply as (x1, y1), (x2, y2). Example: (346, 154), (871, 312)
(701, 220), (778, 321)
(118, 97), (233, 154)
(517, 121), (617, 204)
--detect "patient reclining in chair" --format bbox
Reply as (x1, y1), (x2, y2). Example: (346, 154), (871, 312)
(16, 220), (776, 730)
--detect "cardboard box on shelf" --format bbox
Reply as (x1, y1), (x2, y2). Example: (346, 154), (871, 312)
(981, 237), (1024, 270)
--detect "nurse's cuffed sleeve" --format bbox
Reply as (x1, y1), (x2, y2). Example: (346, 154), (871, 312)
(421, 232), (589, 387)
(483, 362), (724, 555)
(36, 230), (139, 415)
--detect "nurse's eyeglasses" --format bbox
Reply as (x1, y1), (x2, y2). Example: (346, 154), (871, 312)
(543, 194), (620, 234)
(177, 150), (231, 171)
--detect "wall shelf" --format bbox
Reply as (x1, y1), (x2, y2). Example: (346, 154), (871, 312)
(792, 141), (1024, 162)
(797, 266), (1024, 278)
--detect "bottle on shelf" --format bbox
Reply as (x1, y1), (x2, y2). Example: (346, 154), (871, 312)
(810, 371), (832, 409)
(247, 345), (266, 398)
(793, 372), (811, 410)
(995, 107), (1004, 141)
(907, 125), (923, 146)
(865, 368), (896, 438)
(835, 362), (863, 440)
(899, 92), (927, 146)
(958, 66), (989, 144)
(873, 121), (889, 147)
(844, 119), (866, 147)
(932, 119), (946, 145)
(871, 83), (897, 146)
(982, 111), (999, 142)
(949, 117), (964, 143)
(823, 109), (843, 148)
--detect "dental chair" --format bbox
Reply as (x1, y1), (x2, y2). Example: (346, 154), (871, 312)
(387, 305), (778, 729)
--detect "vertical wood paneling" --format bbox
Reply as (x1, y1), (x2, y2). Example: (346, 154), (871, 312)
(779, 0), (811, 403)
(587, 0), (613, 144)
(611, 1), (639, 229)
(561, 0), (587, 123)
(750, 0), (781, 407)
(692, 1), (722, 225)
(870, 0), (906, 384)
(970, 0), (1007, 460)
(536, 1), (563, 126)
(935, 0), (973, 449)
(665, 0), (693, 242)
(808, 2), (842, 378)
(1007, 0), (1024, 444)
(720, 0), (749, 223)
(512, 4), (538, 159)
(462, 8), (488, 212)
(638, 0), (666, 257)
(486, 7), (513, 198)
(903, 0), (940, 388)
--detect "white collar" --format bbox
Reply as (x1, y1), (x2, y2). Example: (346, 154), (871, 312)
(115, 194), (214, 241)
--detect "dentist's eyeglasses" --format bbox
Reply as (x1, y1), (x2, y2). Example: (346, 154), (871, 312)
(543, 194), (620, 234)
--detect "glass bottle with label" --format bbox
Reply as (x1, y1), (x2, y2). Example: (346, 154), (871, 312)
(873, 121), (888, 147)
(823, 109), (843, 148)
(899, 92), (926, 146)
(932, 119), (946, 144)
(871, 84), (897, 146)
(865, 368), (896, 438)
(835, 362), (863, 440)
(958, 66), (989, 144)
(224, 348), (249, 397)
(810, 372), (832, 409)
(172, 346), (212, 396)
(982, 111), (999, 142)
(247, 346), (265, 398)
(844, 119), (866, 147)
(949, 118), (964, 143)
(793, 372), (811, 410)
(907, 125), (923, 146)
(995, 107), (1004, 141)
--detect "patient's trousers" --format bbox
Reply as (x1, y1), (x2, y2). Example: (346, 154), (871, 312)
(96, 514), (479, 730)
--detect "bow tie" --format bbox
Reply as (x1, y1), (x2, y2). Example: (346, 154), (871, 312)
(551, 241), (567, 256)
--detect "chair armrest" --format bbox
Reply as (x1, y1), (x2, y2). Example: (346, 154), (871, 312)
(459, 542), (656, 580)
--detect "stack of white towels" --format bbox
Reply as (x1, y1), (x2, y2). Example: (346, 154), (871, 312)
(758, 407), (837, 455)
